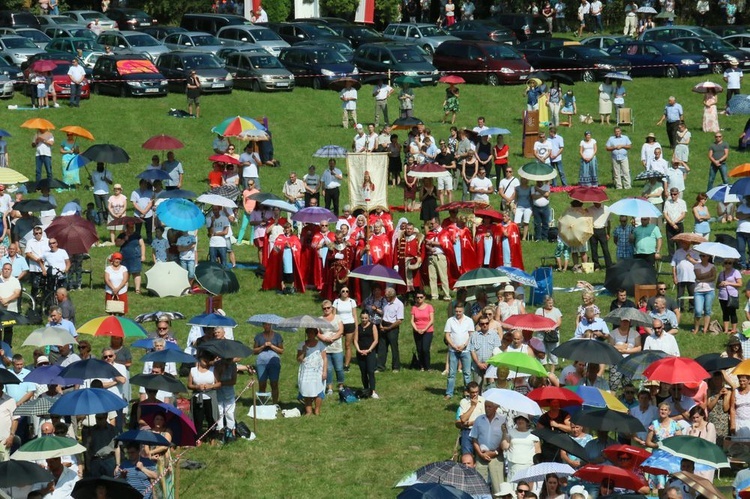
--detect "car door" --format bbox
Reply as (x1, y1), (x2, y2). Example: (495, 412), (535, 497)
(640, 43), (664, 76)
(99, 57), (117, 94)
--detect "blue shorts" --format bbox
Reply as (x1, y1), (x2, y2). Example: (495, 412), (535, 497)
(256, 358), (281, 382)
(36, 86), (47, 98)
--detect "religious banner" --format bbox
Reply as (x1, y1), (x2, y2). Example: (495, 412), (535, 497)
(347, 152), (388, 212)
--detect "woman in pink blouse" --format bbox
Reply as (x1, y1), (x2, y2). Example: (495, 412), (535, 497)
(410, 289), (434, 371)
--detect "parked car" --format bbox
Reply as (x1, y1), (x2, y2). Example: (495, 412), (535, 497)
(493, 13), (549, 41)
(0, 11), (42, 30)
(0, 35), (44, 65)
(45, 37), (98, 60)
(516, 38), (578, 58)
(278, 45), (357, 89)
(709, 25), (749, 37)
(580, 35), (631, 51)
(382, 23), (458, 54)
(14, 28), (51, 49)
(162, 31), (223, 55)
(216, 45), (268, 60)
(607, 40), (711, 78)
(527, 45), (630, 81)
(296, 39), (354, 61)
(354, 42), (439, 84)
(96, 31), (169, 61)
(327, 24), (385, 48)
(216, 25), (289, 56)
(724, 34), (750, 53)
(444, 20), (516, 45)
(0, 75), (13, 98)
(23, 55), (90, 99)
(44, 26), (98, 42)
(639, 25), (719, 42)
(263, 22), (350, 47)
(36, 16), (82, 28)
(222, 50), (294, 91)
(292, 17), (350, 25)
(62, 10), (117, 31)
(156, 51), (232, 93)
(671, 36), (750, 73)
(180, 13), (251, 35)
(138, 26), (186, 41)
(433, 40), (531, 85)
(105, 8), (157, 31)
(92, 53), (167, 96)
(0, 58), (24, 87)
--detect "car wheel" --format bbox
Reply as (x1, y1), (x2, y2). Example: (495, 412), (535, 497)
(251, 79), (261, 92)
(712, 62), (724, 75)
(581, 69), (595, 82)
(93, 83), (100, 95)
(312, 77), (321, 90)
(665, 65), (679, 78)
(486, 73), (500, 86)
(423, 45), (434, 55)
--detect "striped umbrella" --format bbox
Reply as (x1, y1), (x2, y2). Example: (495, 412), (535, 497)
(211, 116), (265, 137)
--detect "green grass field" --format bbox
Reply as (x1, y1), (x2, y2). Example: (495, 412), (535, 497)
(0, 70), (744, 497)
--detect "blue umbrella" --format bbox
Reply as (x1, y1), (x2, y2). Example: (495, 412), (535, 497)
(0, 129), (11, 137)
(49, 388), (127, 416)
(131, 338), (181, 350)
(728, 94), (750, 115)
(260, 199), (298, 213)
(496, 266), (538, 287)
(479, 127), (511, 136)
(730, 177), (750, 196)
(23, 365), (81, 385)
(155, 198), (205, 231)
(141, 349), (196, 364)
(706, 184), (740, 203)
(64, 154), (91, 171)
(59, 359), (121, 380)
(137, 169), (171, 181)
(156, 189), (197, 199)
(313, 145), (348, 158)
(115, 429), (171, 446)
(609, 198), (662, 218)
(187, 312), (238, 328)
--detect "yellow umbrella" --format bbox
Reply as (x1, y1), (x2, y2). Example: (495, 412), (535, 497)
(60, 126), (94, 141)
(557, 209), (594, 247)
(20, 118), (55, 130)
(734, 359), (750, 376)
(0, 168), (28, 184)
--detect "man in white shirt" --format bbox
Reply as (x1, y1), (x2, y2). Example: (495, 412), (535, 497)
(161, 151), (183, 190)
(643, 318), (680, 356)
(590, 0), (603, 33)
(0, 263), (21, 347)
(663, 188), (687, 254)
(724, 59), (743, 113)
(33, 129), (54, 183)
(650, 147), (669, 176)
(67, 58), (86, 107)
(25, 226), (48, 297)
(629, 390), (658, 446)
(372, 80), (393, 127)
(239, 143), (261, 190)
(0, 185), (10, 218)
(42, 238), (70, 280)
(573, 307), (610, 339)
(469, 167), (493, 203)
(606, 126), (632, 189)
(282, 171), (306, 210)
(577, 0), (591, 37)
(548, 127), (567, 186)
(498, 168), (520, 211)
(473, 116), (489, 137)
(365, 123), (379, 152)
(252, 6), (269, 22)
(444, 305), (474, 399)
(533, 131), (552, 165)
(340, 80), (358, 129)
(352, 124), (367, 152)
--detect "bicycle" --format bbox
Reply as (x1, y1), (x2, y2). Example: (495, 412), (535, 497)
(36, 267), (66, 316)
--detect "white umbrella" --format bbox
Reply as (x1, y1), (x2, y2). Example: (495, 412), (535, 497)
(693, 242), (741, 260)
(511, 462), (576, 483)
(22, 327), (77, 347)
(145, 262), (191, 297)
(609, 197), (662, 218)
(196, 193), (237, 209)
(636, 6), (657, 13)
(482, 388), (542, 416)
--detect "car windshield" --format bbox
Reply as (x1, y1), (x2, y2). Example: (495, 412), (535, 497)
(51, 63), (72, 75)
(485, 44), (519, 60)
(418, 26), (448, 37)
(72, 40), (94, 51)
(574, 47), (609, 57)
(127, 35), (159, 47)
(249, 29), (282, 41)
(658, 43), (687, 54)
(348, 27), (380, 37)
(71, 29), (96, 40)
(183, 54), (222, 69)
(80, 12), (107, 20)
(702, 38), (736, 51)
(17, 30), (50, 42)
(49, 16), (70, 23)
(3, 37), (36, 49)
(311, 48), (347, 63)
(249, 54), (284, 68)
(191, 35), (221, 46)
(391, 47), (426, 63)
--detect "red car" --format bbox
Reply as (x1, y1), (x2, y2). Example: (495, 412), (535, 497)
(23, 57), (90, 100)
(433, 40), (533, 86)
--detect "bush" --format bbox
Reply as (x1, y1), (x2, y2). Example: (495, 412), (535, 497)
(264, 0), (292, 21)
(375, 0), (401, 25)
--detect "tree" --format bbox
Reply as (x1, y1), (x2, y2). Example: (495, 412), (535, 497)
(320, 0), (359, 19)
(375, 0), (401, 25)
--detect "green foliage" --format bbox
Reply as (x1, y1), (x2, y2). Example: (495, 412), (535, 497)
(142, 0), (210, 24)
(264, 0), (292, 21)
(375, 0), (401, 25)
(320, 0), (359, 18)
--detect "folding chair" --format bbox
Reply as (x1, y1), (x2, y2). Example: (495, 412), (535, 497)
(617, 107), (634, 131)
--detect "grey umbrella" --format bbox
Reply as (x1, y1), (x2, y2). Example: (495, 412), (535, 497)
(277, 315), (337, 331)
(603, 307), (654, 328)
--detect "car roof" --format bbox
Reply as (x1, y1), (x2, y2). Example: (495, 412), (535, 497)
(167, 50), (217, 57)
(177, 31), (215, 37)
(98, 53), (150, 60)
(108, 8), (148, 14)
(359, 42), (419, 49)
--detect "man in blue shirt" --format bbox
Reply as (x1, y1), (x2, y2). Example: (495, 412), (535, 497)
(605, 126), (632, 189)
(656, 96), (683, 149)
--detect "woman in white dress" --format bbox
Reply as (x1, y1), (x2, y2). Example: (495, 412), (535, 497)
(297, 328), (328, 416)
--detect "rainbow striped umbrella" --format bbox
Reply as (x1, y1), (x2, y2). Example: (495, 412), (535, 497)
(211, 116), (265, 137)
(77, 316), (147, 338)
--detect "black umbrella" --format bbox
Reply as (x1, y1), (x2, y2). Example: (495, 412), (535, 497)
(25, 178), (70, 192)
(529, 70), (553, 81)
(571, 408), (646, 433)
(531, 428), (588, 462)
(59, 359), (121, 380)
(0, 459), (53, 488)
(0, 310), (30, 326)
(715, 233), (738, 247)
(392, 117), (424, 129)
(195, 262), (240, 295)
(398, 483), (473, 499)
(80, 144), (130, 164)
(604, 259), (657, 296)
(72, 476), (143, 499)
(156, 189), (197, 200)
(197, 339), (252, 359)
(552, 339), (624, 365)
(13, 199), (55, 212)
(248, 192), (281, 203)
(695, 352), (741, 372)
(0, 370), (21, 385)
(616, 349), (668, 379)
(130, 373), (187, 393)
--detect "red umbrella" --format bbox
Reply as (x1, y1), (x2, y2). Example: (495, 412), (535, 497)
(501, 314), (557, 332)
(406, 163), (447, 178)
(45, 215), (98, 255)
(30, 60), (57, 72)
(642, 357), (711, 385)
(474, 209), (503, 221)
(568, 186), (609, 203)
(439, 75), (465, 85)
(437, 201), (488, 212)
(602, 444), (651, 467)
(208, 154), (240, 165)
(142, 134), (184, 151)
(573, 464), (647, 491)
(527, 386), (583, 408)
(106, 216), (143, 228)
(140, 402), (197, 446)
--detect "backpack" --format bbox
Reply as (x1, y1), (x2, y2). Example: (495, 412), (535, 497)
(338, 386), (358, 404)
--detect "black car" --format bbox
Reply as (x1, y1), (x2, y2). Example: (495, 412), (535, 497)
(0, 11), (41, 30)
(516, 38), (577, 58)
(354, 42), (438, 85)
(444, 20), (516, 45)
(328, 24), (385, 49)
(137, 26), (187, 41)
(105, 8), (157, 31)
(91, 53), (167, 96)
(0, 56), (24, 88)
(493, 13), (549, 42)
(671, 36), (750, 73)
(707, 25), (749, 37)
(278, 45), (357, 89)
(263, 22), (350, 47)
(527, 45), (630, 82)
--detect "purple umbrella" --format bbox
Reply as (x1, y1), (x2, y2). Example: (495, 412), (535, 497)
(348, 264), (406, 285)
(140, 402), (197, 446)
(290, 207), (337, 224)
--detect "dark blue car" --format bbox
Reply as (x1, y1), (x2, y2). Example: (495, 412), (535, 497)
(278, 45), (357, 89)
(607, 41), (712, 78)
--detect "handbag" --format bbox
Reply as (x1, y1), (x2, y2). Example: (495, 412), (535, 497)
(729, 295), (740, 309)
(105, 295), (125, 314)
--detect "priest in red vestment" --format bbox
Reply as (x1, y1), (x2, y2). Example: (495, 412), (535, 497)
(299, 222), (320, 288)
(310, 220), (335, 291)
(366, 220), (392, 265)
(262, 223), (305, 293)
(500, 211), (524, 270)
(393, 222), (424, 295)
(321, 230), (355, 301)
(369, 208), (394, 233)
(450, 218), (478, 273)
(475, 219), (504, 268)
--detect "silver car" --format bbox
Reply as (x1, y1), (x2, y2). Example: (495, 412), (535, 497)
(222, 50), (294, 91)
(0, 75), (12, 98)
(14, 28), (51, 49)
(96, 30), (169, 61)
(163, 31), (224, 55)
(216, 25), (289, 57)
(62, 10), (118, 31)
(382, 23), (459, 54)
(0, 36), (43, 65)
(36, 15), (83, 27)
(156, 51), (233, 93)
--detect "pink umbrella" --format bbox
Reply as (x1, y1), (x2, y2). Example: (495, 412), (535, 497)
(208, 154), (240, 165)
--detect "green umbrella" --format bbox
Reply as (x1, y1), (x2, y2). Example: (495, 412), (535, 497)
(195, 262), (240, 296)
(12, 436), (86, 461)
(658, 436), (730, 468)
(453, 268), (509, 288)
(394, 75), (423, 87)
(487, 351), (547, 377)
(518, 161), (558, 182)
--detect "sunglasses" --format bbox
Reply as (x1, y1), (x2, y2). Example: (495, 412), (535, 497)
(478, 322), (489, 326)
(157, 327), (169, 331)
(340, 290), (349, 294)
(103, 354), (114, 359)
(322, 306), (332, 310)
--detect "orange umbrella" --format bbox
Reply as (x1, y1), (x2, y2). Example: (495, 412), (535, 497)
(60, 126), (94, 141)
(730, 163), (750, 178)
(20, 118), (55, 130)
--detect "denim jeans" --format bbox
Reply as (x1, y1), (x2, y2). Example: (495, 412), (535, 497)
(532, 204), (550, 242)
(446, 349), (472, 397)
(326, 351), (345, 386)
(209, 246), (228, 267)
(739, 231), (750, 269)
(35, 155), (51, 182)
(69, 83), (82, 106)
(694, 290), (715, 319)
(707, 163), (728, 191)
(179, 259), (195, 279)
(551, 160), (567, 186)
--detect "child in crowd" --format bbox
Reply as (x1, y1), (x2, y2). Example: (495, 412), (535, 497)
(151, 226), (170, 263)
(555, 235), (570, 272)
